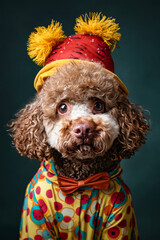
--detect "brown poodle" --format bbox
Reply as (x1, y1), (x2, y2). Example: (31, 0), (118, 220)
(10, 61), (150, 239)
(9, 13), (150, 239)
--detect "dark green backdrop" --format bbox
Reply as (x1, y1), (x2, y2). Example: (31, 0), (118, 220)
(1, 0), (160, 239)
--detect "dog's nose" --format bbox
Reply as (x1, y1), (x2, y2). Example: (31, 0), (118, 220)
(73, 122), (93, 139)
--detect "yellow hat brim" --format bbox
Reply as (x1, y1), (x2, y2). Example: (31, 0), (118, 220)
(34, 59), (129, 96)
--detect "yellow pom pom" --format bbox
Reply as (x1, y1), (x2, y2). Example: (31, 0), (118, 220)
(27, 20), (66, 66)
(74, 12), (121, 52)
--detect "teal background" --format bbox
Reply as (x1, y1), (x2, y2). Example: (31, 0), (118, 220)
(1, 0), (160, 239)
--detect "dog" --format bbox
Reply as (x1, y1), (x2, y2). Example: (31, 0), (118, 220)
(10, 13), (150, 240)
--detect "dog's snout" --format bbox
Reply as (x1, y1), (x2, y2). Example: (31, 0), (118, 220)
(73, 122), (93, 139)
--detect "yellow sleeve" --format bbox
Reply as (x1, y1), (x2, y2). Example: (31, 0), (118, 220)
(19, 181), (56, 240)
(101, 185), (139, 240)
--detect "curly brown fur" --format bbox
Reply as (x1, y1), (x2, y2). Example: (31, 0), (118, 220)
(52, 150), (115, 180)
(114, 97), (150, 158)
(9, 61), (150, 179)
(9, 99), (53, 160)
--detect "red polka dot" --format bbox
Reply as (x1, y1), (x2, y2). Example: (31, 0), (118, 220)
(38, 199), (48, 213)
(115, 213), (122, 221)
(63, 216), (71, 222)
(33, 209), (43, 221)
(65, 196), (74, 204)
(27, 208), (30, 216)
(118, 219), (127, 228)
(81, 195), (89, 205)
(54, 202), (63, 211)
(111, 192), (119, 204)
(47, 172), (54, 178)
(76, 207), (81, 216)
(108, 227), (120, 238)
(34, 235), (42, 240)
(127, 206), (131, 214)
(46, 190), (53, 198)
(29, 191), (33, 199)
(60, 232), (68, 240)
(36, 186), (41, 195)
(115, 192), (125, 204)
(25, 225), (28, 232)
(84, 214), (90, 222)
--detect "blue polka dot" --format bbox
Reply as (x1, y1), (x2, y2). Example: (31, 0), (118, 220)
(55, 212), (63, 222)
(30, 205), (45, 225)
(42, 229), (51, 239)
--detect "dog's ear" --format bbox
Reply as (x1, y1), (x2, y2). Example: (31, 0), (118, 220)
(9, 98), (52, 160)
(115, 97), (150, 159)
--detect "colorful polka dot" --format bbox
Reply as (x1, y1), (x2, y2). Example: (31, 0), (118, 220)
(63, 216), (71, 223)
(36, 186), (41, 195)
(20, 160), (138, 239)
(81, 195), (89, 205)
(29, 191), (33, 199)
(46, 190), (53, 198)
(27, 208), (30, 216)
(34, 235), (42, 240)
(76, 207), (81, 216)
(115, 213), (122, 221)
(65, 196), (74, 204)
(119, 219), (127, 228)
(54, 202), (63, 211)
(47, 172), (54, 178)
(38, 199), (48, 213)
(108, 226), (120, 238)
(59, 232), (68, 240)
(85, 214), (90, 222)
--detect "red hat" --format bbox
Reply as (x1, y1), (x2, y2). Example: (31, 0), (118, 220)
(27, 13), (128, 96)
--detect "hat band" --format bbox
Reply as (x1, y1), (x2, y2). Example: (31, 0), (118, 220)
(34, 59), (128, 96)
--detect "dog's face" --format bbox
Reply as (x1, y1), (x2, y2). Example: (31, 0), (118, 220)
(40, 61), (120, 160)
(43, 98), (119, 160)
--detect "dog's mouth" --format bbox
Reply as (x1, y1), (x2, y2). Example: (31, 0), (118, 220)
(76, 144), (92, 153)
(71, 143), (96, 159)
(61, 140), (105, 160)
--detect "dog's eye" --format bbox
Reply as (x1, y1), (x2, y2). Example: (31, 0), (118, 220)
(92, 101), (105, 114)
(58, 103), (68, 114)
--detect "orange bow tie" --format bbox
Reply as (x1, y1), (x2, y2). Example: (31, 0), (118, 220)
(57, 172), (110, 195)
